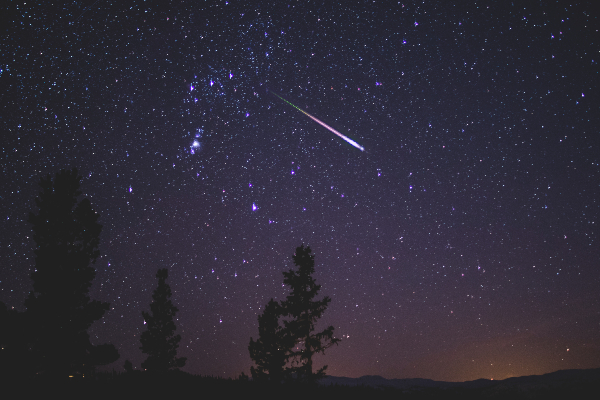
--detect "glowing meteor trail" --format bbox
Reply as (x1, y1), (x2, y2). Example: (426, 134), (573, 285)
(271, 92), (364, 151)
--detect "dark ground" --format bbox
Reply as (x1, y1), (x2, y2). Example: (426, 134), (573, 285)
(4, 369), (599, 400)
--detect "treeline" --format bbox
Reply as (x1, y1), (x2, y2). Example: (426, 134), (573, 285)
(0, 168), (341, 385)
(0, 169), (185, 379)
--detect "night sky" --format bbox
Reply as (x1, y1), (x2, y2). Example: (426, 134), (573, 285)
(1, 0), (599, 382)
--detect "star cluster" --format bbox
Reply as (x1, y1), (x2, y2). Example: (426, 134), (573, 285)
(1, 1), (599, 381)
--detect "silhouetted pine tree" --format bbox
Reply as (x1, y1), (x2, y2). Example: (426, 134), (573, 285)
(140, 268), (186, 372)
(282, 245), (340, 382)
(248, 299), (294, 382)
(25, 168), (119, 377)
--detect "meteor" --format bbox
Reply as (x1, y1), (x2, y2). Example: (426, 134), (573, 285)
(270, 91), (364, 151)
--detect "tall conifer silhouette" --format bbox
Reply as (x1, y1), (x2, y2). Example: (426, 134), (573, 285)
(249, 245), (339, 382)
(282, 245), (340, 381)
(140, 268), (186, 372)
(26, 168), (118, 377)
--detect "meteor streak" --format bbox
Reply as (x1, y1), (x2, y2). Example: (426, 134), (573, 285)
(271, 91), (364, 151)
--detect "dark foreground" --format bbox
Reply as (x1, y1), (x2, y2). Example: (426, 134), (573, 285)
(3, 369), (599, 400)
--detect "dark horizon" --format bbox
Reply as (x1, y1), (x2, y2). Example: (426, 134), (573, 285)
(1, 1), (599, 382)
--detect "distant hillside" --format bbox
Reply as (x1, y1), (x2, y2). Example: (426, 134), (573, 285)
(320, 368), (600, 398)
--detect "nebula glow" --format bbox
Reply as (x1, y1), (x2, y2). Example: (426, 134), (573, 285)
(271, 92), (365, 151)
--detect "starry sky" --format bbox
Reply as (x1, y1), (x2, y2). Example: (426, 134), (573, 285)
(1, 0), (599, 382)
